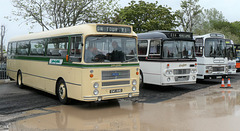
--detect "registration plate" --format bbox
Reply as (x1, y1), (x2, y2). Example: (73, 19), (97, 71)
(110, 89), (123, 93)
(217, 76), (222, 79)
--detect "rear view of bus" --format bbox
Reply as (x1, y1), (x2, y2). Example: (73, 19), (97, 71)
(225, 39), (236, 74)
(194, 33), (228, 79)
(138, 31), (197, 86)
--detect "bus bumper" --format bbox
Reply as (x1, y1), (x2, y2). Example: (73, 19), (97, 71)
(162, 81), (196, 86)
(83, 92), (139, 101)
(204, 74), (227, 79)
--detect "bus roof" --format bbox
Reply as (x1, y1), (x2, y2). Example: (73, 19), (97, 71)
(194, 33), (225, 39)
(137, 30), (193, 40)
(9, 23), (137, 42)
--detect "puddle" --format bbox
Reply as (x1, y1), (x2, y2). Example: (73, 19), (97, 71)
(7, 85), (240, 131)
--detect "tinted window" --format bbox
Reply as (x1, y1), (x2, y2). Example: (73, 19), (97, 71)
(149, 40), (161, 54)
(195, 38), (203, 57)
(17, 41), (29, 55)
(138, 40), (148, 55)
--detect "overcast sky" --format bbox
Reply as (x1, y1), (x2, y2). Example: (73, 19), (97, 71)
(0, 0), (240, 48)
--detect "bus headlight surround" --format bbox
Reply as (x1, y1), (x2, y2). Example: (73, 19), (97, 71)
(132, 80), (137, 85)
(93, 82), (99, 88)
(225, 66), (228, 73)
(93, 89), (99, 95)
(192, 76), (195, 80)
(132, 86), (136, 91)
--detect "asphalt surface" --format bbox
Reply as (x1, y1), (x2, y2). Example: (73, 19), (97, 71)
(0, 73), (240, 125)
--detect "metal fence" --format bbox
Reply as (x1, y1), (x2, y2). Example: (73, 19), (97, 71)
(0, 60), (8, 80)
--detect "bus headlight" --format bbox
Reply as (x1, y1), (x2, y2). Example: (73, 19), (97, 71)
(192, 76), (196, 80)
(191, 69), (197, 73)
(132, 86), (136, 91)
(93, 89), (99, 95)
(132, 80), (137, 85)
(93, 82), (99, 88)
(167, 77), (171, 82)
(225, 66), (228, 73)
(166, 70), (173, 75)
(206, 66), (213, 74)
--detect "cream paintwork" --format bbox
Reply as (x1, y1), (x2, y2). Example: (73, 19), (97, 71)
(7, 58), (139, 101)
(7, 24), (139, 102)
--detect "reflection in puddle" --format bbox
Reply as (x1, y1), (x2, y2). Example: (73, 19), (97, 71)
(8, 89), (240, 131)
(9, 100), (141, 131)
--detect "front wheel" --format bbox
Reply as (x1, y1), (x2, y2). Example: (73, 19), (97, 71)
(139, 72), (144, 89)
(56, 79), (71, 104)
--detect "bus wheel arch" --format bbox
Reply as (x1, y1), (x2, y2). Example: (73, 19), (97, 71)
(17, 70), (24, 88)
(56, 78), (71, 104)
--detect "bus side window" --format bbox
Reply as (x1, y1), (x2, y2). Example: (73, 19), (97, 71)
(47, 37), (68, 57)
(70, 36), (82, 62)
(138, 40), (148, 55)
(195, 38), (203, 57)
(11, 42), (16, 55)
(30, 40), (45, 56)
(16, 41), (29, 55)
(149, 40), (161, 58)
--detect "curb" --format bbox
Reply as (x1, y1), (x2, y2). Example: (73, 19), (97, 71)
(0, 79), (15, 84)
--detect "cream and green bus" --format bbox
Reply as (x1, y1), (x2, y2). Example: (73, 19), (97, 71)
(7, 24), (139, 104)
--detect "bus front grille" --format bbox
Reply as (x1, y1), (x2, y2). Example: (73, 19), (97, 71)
(173, 69), (190, 75)
(102, 70), (130, 80)
(102, 81), (130, 86)
(213, 67), (224, 72)
(175, 76), (189, 81)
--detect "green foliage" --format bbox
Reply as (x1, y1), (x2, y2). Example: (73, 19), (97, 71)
(9, 0), (119, 30)
(193, 8), (226, 35)
(176, 0), (203, 32)
(112, 0), (177, 33)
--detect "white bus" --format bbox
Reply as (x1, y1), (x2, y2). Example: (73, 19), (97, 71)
(225, 39), (236, 74)
(194, 33), (228, 79)
(7, 24), (140, 104)
(137, 31), (197, 87)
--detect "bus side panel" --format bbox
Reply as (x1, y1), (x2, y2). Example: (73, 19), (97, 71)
(65, 67), (83, 100)
(140, 61), (161, 85)
(41, 65), (83, 100)
(7, 59), (18, 80)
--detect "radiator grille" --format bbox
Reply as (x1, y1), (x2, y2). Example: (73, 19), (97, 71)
(173, 69), (190, 75)
(175, 76), (189, 81)
(102, 81), (130, 86)
(213, 67), (224, 72)
(102, 70), (130, 80)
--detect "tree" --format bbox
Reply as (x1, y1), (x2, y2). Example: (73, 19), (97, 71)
(176, 0), (203, 32)
(1, 25), (6, 61)
(9, 0), (119, 31)
(112, 0), (177, 33)
(194, 8), (226, 35)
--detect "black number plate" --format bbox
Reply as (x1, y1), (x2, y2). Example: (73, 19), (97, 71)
(110, 89), (123, 93)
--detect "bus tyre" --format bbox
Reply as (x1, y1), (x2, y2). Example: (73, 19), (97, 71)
(140, 72), (144, 89)
(57, 79), (71, 104)
(17, 71), (24, 88)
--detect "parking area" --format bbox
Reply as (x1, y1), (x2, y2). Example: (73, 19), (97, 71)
(1, 73), (240, 130)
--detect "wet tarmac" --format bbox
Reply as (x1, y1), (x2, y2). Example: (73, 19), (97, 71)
(6, 79), (240, 131)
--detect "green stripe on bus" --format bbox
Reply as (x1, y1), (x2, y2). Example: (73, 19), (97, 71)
(9, 56), (139, 68)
